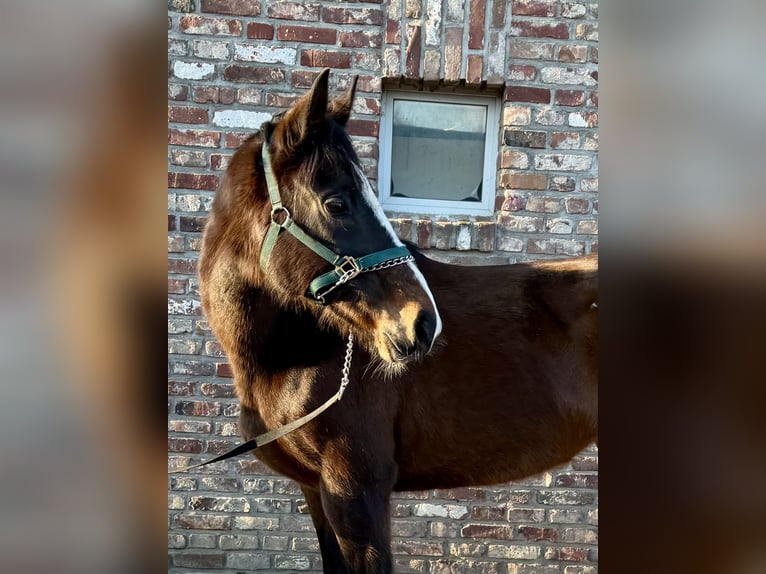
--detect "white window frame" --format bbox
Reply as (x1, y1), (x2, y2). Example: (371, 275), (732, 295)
(378, 90), (500, 216)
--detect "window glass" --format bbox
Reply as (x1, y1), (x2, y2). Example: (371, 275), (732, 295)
(390, 100), (488, 202)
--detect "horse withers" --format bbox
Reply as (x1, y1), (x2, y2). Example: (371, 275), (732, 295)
(198, 69), (598, 574)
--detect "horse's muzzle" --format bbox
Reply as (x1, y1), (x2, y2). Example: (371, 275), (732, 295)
(390, 309), (438, 362)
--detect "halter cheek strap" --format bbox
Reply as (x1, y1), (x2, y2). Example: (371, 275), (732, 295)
(258, 142), (413, 304)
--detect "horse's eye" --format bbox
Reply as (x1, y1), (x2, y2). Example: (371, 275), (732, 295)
(324, 198), (348, 216)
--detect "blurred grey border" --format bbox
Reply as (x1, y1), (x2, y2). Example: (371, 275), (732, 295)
(0, 0), (764, 572)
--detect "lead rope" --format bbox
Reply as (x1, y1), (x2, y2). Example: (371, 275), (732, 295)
(169, 333), (354, 474)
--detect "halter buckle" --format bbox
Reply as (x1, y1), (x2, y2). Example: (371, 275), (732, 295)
(335, 256), (361, 285)
(271, 206), (291, 227)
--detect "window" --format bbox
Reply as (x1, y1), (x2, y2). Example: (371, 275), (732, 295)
(378, 91), (500, 216)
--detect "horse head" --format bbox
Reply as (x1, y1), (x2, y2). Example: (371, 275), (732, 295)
(215, 69), (441, 369)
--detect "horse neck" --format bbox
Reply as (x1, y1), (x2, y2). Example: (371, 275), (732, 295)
(202, 258), (341, 401)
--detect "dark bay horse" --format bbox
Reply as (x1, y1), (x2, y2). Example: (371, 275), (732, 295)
(199, 69), (598, 574)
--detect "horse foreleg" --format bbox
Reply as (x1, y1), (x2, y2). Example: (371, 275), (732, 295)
(319, 478), (394, 574)
(301, 486), (350, 574)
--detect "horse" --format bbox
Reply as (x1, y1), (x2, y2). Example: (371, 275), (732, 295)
(198, 69), (598, 574)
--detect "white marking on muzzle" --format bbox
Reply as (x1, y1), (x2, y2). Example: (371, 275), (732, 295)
(352, 164), (443, 348)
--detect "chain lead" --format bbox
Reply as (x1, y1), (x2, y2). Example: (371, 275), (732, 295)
(336, 332), (354, 401)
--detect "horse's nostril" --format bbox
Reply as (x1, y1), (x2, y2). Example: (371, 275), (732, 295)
(414, 310), (437, 353)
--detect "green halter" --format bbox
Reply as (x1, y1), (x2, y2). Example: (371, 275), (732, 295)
(259, 142), (413, 305)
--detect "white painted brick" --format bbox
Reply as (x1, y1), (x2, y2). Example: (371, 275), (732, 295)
(193, 40), (230, 60)
(541, 67), (598, 87)
(173, 60), (215, 80)
(568, 112), (588, 127)
(425, 0), (442, 46)
(534, 154), (593, 171)
(504, 105), (531, 126)
(213, 110), (271, 129)
(497, 236), (524, 252)
(383, 48), (400, 76)
(168, 298), (201, 315)
(535, 108), (567, 126)
(234, 44), (296, 65)
(413, 503), (468, 519)
(455, 224), (471, 250)
(546, 218), (574, 234)
(487, 544), (541, 560)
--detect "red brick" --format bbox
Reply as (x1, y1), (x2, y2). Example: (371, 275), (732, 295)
(512, 0), (557, 17)
(168, 278), (186, 294)
(468, 0), (486, 49)
(565, 198), (590, 213)
(168, 258), (198, 274)
(514, 21), (569, 39)
(461, 525), (513, 540)
(180, 16), (242, 36)
(444, 28), (463, 82)
(168, 105), (208, 124)
(223, 65), (286, 83)
(168, 128), (221, 148)
(555, 472), (599, 488)
(339, 30), (382, 48)
(505, 86), (551, 104)
(175, 400), (221, 417)
(415, 219), (432, 249)
(246, 22), (274, 39)
(405, 23), (422, 78)
(345, 119), (379, 138)
(168, 172), (219, 191)
(168, 215), (176, 232)
(168, 438), (203, 453)
(508, 65), (537, 80)
(264, 93), (301, 108)
(267, 2), (320, 21)
(168, 84), (189, 101)
(491, 0), (508, 28)
(278, 25), (336, 44)
(180, 216), (207, 232)
(471, 506), (506, 521)
(322, 7), (384, 25)
(466, 55), (483, 84)
(200, 383), (236, 398)
(210, 153), (231, 171)
(300, 50), (352, 69)
(558, 44), (588, 63)
(291, 69), (321, 88)
(588, 91), (598, 107)
(217, 363), (233, 377)
(225, 132), (250, 148)
(545, 547), (588, 562)
(500, 193), (525, 212)
(551, 132), (581, 149)
(200, 0), (260, 16)
(499, 173), (547, 190)
(555, 89), (585, 106)
(390, 540), (443, 557)
(504, 129), (546, 148)
(175, 514), (232, 530)
(518, 526), (560, 542)
(386, 18), (401, 44)
(192, 86), (218, 104)
(168, 381), (195, 396)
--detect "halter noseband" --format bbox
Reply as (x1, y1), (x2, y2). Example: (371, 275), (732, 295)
(259, 141), (413, 305)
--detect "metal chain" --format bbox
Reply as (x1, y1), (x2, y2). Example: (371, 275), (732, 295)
(362, 254), (414, 274)
(336, 332), (354, 401)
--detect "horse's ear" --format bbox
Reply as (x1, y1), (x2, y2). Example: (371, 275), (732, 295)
(327, 75), (358, 127)
(276, 68), (330, 149)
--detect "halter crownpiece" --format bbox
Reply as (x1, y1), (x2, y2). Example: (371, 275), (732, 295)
(259, 141), (414, 304)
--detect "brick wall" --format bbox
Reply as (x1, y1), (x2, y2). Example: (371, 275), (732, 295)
(168, 0), (598, 571)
